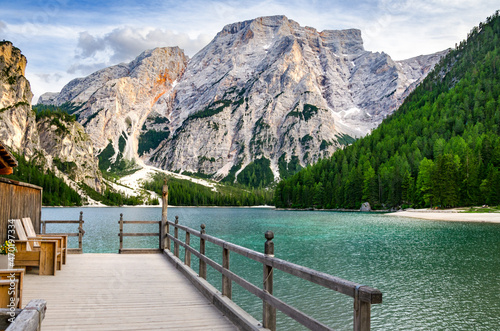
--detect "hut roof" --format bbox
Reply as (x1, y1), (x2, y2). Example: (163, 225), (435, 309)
(0, 141), (17, 174)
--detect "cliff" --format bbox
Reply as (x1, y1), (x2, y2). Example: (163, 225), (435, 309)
(0, 41), (103, 193)
(0, 41), (38, 155)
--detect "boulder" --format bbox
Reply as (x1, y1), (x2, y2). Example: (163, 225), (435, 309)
(360, 202), (371, 212)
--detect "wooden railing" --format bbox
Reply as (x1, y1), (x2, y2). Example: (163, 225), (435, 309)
(0, 299), (46, 331)
(165, 217), (382, 331)
(118, 213), (162, 254)
(41, 211), (85, 253)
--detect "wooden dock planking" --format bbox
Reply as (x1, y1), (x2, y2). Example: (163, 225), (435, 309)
(22, 254), (238, 330)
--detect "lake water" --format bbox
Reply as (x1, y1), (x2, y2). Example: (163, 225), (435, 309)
(41, 207), (500, 330)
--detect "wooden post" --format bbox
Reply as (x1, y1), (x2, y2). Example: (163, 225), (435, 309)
(184, 232), (191, 267)
(222, 244), (232, 299)
(158, 221), (162, 250)
(119, 213), (123, 253)
(199, 224), (207, 279)
(78, 211), (84, 251)
(263, 230), (276, 331)
(161, 178), (168, 250)
(353, 286), (371, 331)
(42, 221), (46, 234)
(166, 220), (170, 251)
(174, 216), (179, 257)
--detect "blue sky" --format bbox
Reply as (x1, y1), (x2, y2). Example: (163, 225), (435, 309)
(2, 0), (498, 101)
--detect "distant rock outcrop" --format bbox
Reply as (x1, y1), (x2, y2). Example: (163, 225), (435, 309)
(360, 202), (371, 212)
(40, 47), (188, 162)
(0, 41), (103, 193)
(37, 115), (102, 190)
(39, 15), (446, 182)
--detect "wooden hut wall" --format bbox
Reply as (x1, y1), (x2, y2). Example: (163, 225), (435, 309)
(0, 177), (42, 242)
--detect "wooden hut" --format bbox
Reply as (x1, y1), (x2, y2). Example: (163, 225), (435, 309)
(0, 141), (42, 242)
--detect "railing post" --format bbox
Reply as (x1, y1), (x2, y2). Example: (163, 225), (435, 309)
(78, 211), (84, 251)
(184, 232), (191, 267)
(222, 244), (232, 299)
(42, 221), (46, 234)
(119, 213), (123, 253)
(199, 224), (207, 279)
(353, 286), (371, 331)
(166, 220), (171, 251)
(159, 221), (162, 250)
(174, 216), (179, 257)
(161, 179), (168, 250)
(263, 230), (276, 331)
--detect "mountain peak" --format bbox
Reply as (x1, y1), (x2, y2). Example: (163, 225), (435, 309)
(219, 15), (293, 35)
(319, 28), (364, 54)
(38, 16), (445, 183)
(216, 15), (364, 55)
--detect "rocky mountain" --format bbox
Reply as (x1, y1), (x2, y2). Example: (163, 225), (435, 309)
(274, 12), (500, 209)
(36, 112), (102, 190)
(40, 15), (446, 183)
(0, 41), (103, 192)
(40, 47), (188, 163)
(0, 41), (38, 155)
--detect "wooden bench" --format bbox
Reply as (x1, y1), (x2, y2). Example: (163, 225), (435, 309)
(13, 219), (63, 272)
(0, 270), (23, 309)
(10, 220), (59, 276)
(22, 218), (67, 265)
(0, 280), (16, 309)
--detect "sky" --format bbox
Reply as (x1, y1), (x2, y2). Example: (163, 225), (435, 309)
(2, 0), (499, 102)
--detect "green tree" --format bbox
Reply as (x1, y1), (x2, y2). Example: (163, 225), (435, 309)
(362, 164), (377, 205)
(432, 154), (460, 207)
(417, 158), (435, 207)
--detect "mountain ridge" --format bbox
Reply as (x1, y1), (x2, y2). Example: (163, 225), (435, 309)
(38, 15), (446, 184)
(274, 12), (500, 209)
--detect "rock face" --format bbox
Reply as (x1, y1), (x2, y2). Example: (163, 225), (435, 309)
(43, 47), (188, 162)
(37, 115), (102, 190)
(0, 41), (103, 192)
(40, 15), (446, 182)
(0, 41), (38, 155)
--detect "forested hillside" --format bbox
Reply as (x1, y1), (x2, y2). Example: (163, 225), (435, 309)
(6, 152), (82, 206)
(274, 12), (500, 209)
(143, 173), (273, 206)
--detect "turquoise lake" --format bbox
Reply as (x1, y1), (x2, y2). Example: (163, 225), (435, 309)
(41, 207), (500, 330)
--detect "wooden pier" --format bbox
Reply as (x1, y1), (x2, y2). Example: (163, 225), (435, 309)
(22, 254), (237, 330)
(14, 182), (382, 330)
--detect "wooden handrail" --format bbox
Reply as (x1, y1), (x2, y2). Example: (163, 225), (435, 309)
(118, 213), (162, 254)
(3, 299), (47, 331)
(167, 220), (382, 304)
(41, 211), (85, 253)
(166, 218), (382, 331)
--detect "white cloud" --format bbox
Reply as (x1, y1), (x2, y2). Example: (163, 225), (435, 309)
(358, 0), (500, 59)
(35, 73), (63, 83)
(67, 62), (108, 75)
(69, 26), (212, 75)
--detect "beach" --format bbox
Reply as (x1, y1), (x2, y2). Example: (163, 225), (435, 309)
(387, 209), (500, 223)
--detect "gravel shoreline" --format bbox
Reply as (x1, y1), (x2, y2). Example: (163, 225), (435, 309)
(386, 210), (500, 223)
